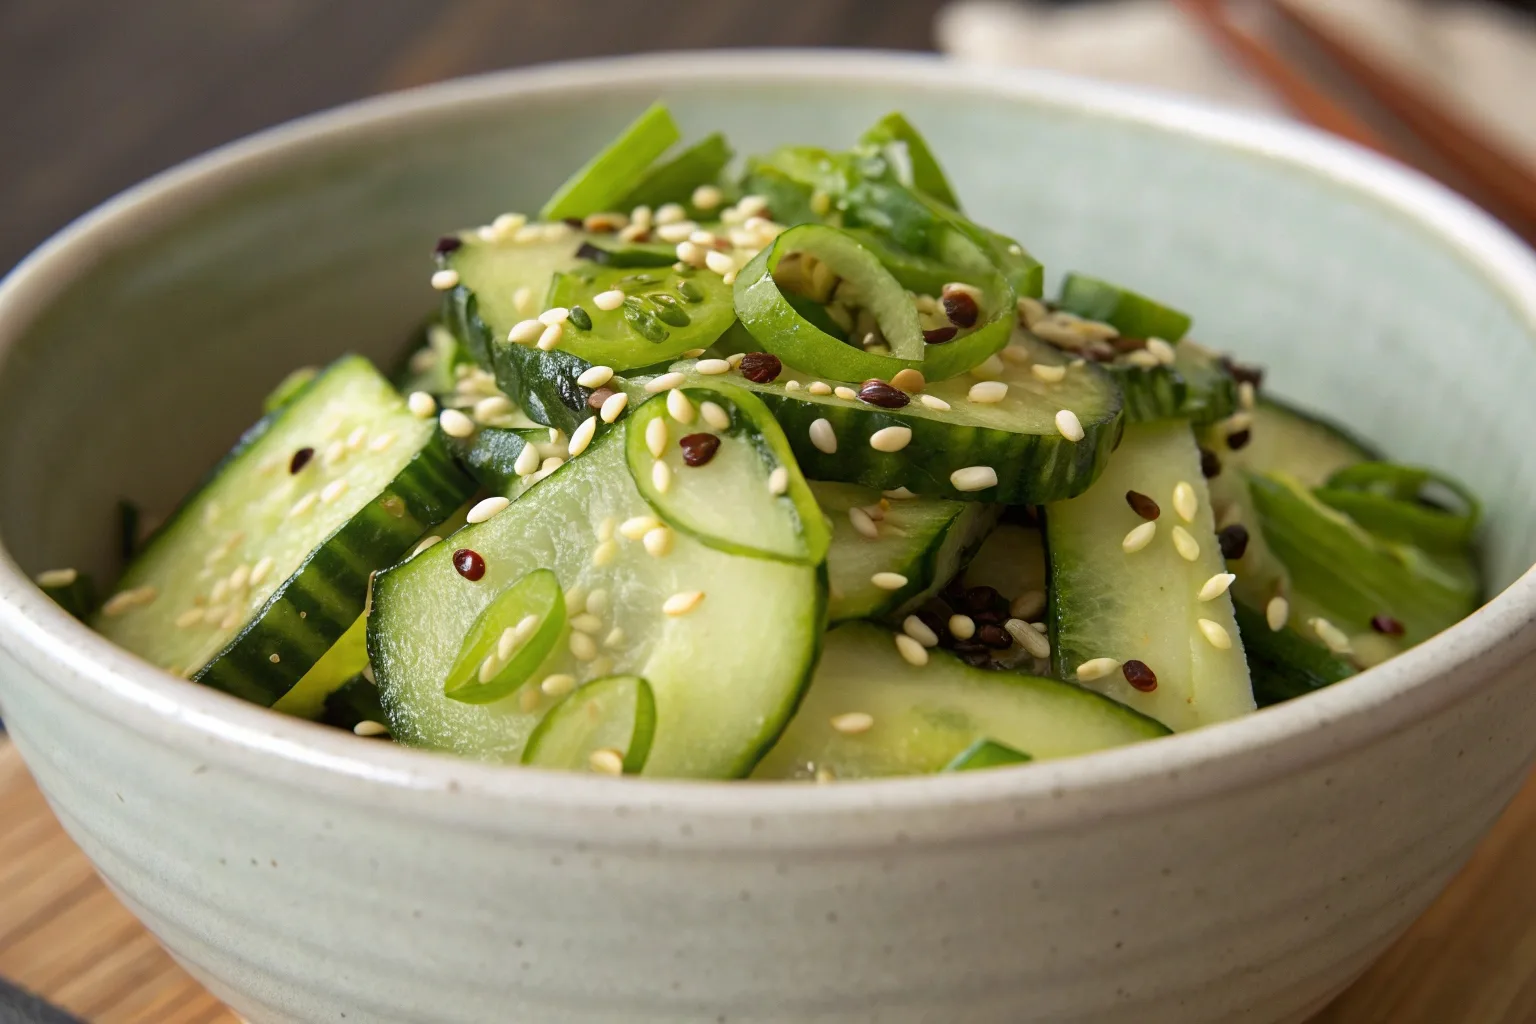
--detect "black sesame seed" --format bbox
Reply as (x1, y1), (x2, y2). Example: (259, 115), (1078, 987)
(1199, 446), (1223, 479)
(1125, 490), (1160, 521)
(568, 305), (593, 331)
(587, 386), (617, 411)
(434, 236), (462, 256)
(857, 379), (910, 409)
(1226, 429), (1252, 451)
(1122, 659), (1158, 692)
(678, 433), (721, 467)
(289, 447), (315, 474)
(1217, 524), (1250, 560)
(739, 352), (782, 384)
(452, 548), (486, 581)
(923, 326), (958, 345)
(942, 291), (979, 328)
(976, 624), (1012, 650)
(1370, 614), (1405, 636)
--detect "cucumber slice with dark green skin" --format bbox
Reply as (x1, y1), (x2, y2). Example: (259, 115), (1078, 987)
(1099, 340), (1238, 426)
(1232, 600), (1354, 707)
(812, 481), (999, 622)
(574, 239), (680, 268)
(93, 356), (475, 705)
(540, 101), (681, 221)
(640, 330), (1122, 504)
(263, 366), (320, 414)
(368, 407), (826, 776)
(321, 674), (388, 733)
(271, 613), (369, 719)
(613, 132), (733, 213)
(1240, 397), (1378, 488)
(942, 738), (1031, 771)
(522, 675), (657, 774)
(1046, 420), (1255, 731)
(35, 569), (96, 621)
(1057, 273), (1192, 342)
(750, 622), (1168, 780)
(626, 381), (830, 565)
(448, 425), (552, 499)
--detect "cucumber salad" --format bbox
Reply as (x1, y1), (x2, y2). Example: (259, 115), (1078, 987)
(52, 105), (1484, 780)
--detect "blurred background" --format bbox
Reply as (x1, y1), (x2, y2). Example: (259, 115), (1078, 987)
(2, 0), (1534, 276)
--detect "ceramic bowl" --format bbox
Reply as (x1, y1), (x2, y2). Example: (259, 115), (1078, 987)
(1, 52), (1534, 1024)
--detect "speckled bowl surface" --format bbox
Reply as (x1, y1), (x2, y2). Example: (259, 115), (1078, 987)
(1, 51), (1535, 1024)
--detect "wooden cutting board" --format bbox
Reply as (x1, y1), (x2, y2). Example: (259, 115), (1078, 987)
(2, 737), (1534, 1023)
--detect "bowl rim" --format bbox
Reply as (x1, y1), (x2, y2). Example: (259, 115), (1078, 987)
(3, 49), (1535, 829)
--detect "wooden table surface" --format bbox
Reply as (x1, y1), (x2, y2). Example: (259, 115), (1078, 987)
(5, 1), (1536, 1020)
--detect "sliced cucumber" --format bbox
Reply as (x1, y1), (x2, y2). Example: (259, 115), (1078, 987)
(751, 622), (1168, 780)
(1046, 420), (1255, 731)
(522, 675), (657, 774)
(943, 738), (1031, 772)
(1240, 397), (1378, 488)
(642, 329), (1123, 504)
(1105, 340), (1237, 425)
(270, 613), (368, 720)
(1233, 600), (1354, 707)
(812, 481), (998, 622)
(368, 394), (825, 777)
(94, 356), (474, 705)
(1056, 272), (1192, 342)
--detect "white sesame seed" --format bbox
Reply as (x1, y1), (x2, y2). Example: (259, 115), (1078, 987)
(699, 401), (731, 431)
(497, 626), (519, 661)
(1239, 381), (1257, 410)
(473, 395), (514, 423)
(564, 584), (587, 613)
(920, 394), (952, 412)
(568, 416), (598, 457)
(439, 409), (475, 438)
(1266, 596), (1290, 632)
(1030, 364), (1068, 384)
(540, 456), (565, 473)
(1172, 481), (1199, 524)
(939, 617), (976, 648)
(592, 539), (618, 567)
(542, 673), (577, 697)
(652, 458), (673, 496)
(513, 443), (541, 477)
(539, 307), (570, 326)
(407, 391), (437, 418)
(695, 358), (731, 376)
(656, 221), (697, 244)
(619, 516), (660, 541)
(646, 372), (685, 393)
(369, 431), (398, 453)
(599, 391), (629, 423)
(321, 439), (346, 467)
(35, 568), (78, 588)
(353, 720), (390, 737)
(889, 368), (925, 392)
(969, 381), (1009, 404)
(1171, 525), (1201, 561)
(806, 381), (832, 396)
(871, 571), (908, 591)
(577, 365), (614, 388)
(737, 195), (769, 218)
(227, 563), (251, 592)
(902, 614), (939, 648)
(643, 526), (674, 557)
(884, 486), (917, 500)
(950, 466), (998, 492)
(832, 710), (877, 734)
(645, 416), (668, 457)
(174, 608), (203, 629)
(809, 418), (837, 454)
(1147, 337), (1177, 365)
(536, 323), (564, 351)
(1054, 409), (1085, 442)
(1198, 618), (1233, 650)
(512, 285), (534, 313)
(1198, 572), (1237, 602)
(663, 590), (706, 616)
(1122, 521), (1157, 553)
(1003, 618), (1049, 658)
(431, 269), (460, 291)
(848, 506), (879, 539)
(666, 388), (695, 424)
(585, 747), (624, 775)
(768, 466), (789, 496)
(411, 534), (443, 557)
(675, 240), (708, 267)
(784, 380), (802, 391)
(570, 630), (598, 661)
(477, 652), (503, 683)
(691, 184), (724, 210)
(686, 349), (710, 359)
(508, 318), (544, 344)
(319, 478), (349, 505)
(250, 555), (275, 587)
(704, 250), (736, 275)
(101, 586), (157, 617)
(1123, 350), (1161, 370)
(1076, 657), (1120, 681)
(834, 386), (859, 402)
(467, 496), (511, 524)
(1311, 617), (1353, 654)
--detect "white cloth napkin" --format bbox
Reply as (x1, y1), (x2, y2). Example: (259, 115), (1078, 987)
(935, 0), (1536, 164)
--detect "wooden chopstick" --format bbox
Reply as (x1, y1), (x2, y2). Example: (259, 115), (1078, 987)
(1270, 0), (1536, 236)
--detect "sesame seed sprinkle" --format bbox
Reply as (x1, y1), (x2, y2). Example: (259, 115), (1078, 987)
(663, 590), (706, 616)
(848, 506), (880, 539)
(592, 288), (626, 311)
(704, 250), (736, 275)
(570, 631), (598, 661)
(968, 381), (1009, 404)
(319, 478), (349, 504)
(1121, 521), (1157, 553)
(807, 381), (833, 396)
(1076, 657), (1120, 682)
(542, 673), (577, 697)
(508, 319), (544, 344)
(592, 539), (618, 567)
(902, 614), (939, 648)
(1170, 525), (1201, 562)
(833, 386), (858, 401)
(513, 444), (541, 477)
(871, 571), (908, 591)
(645, 416), (668, 458)
(174, 608), (203, 629)
(884, 487), (917, 500)
(568, 415), (598, 458)
(1198, 618), (1233, 650)
(868, 425), (913, 453)
(599, 391), (629, 423)
(646, 372), (685, 393)
(948, 614), (977, 640)
(353, 720), (390, 737)
(1198, 572), (1237, 601)
(832, 710), (877, 735)
(589, 748), (626, 775)
(619, 515), (661, 540)
(35, 568), (77, 588)
(474, 396), (513, 422)
(1311, 617), (1353, 654)
(439, 409), (476, 438)
(1054, 409), (1085, 442)
(651, 459), (672, 494)
(577, 365), (614, 388)
(666, 388), (695, 424)
(700, 401), (731, 431)
(1147, 338), (1177, 365)
(768, 466), (789, 495)
(1006, 618), (1051, 658)
(411, 535), (443, 557)
(466, 496), (510, 524)
(250, 555), (275, 587)
(950, 466), (998, 492)
(431, 269), (460, 291)
(1172, 481), (1199, 523)
(919, 394), (951, 412)
(1266, 596), (1290, 631)
(696, 358), (731, 375)
(101, 585), (157, 617)
(368, 432), (397, 453)
(1031, 364), (1067, 383)
(536, 322), (563, 351)
(809, 418), (838, 454)
(642, 526), (674, 557)
(407, 391), (437, 419)
(604, 626), (625, 647)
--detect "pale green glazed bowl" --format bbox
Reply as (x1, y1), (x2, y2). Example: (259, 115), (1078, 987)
(2, 52), (1536, 1024)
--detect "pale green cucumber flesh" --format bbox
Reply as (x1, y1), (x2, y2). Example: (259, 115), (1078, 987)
(751, 622), (1168, 779)
(1046, 420), (1255, 731)
(522, 675), (657, 773)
